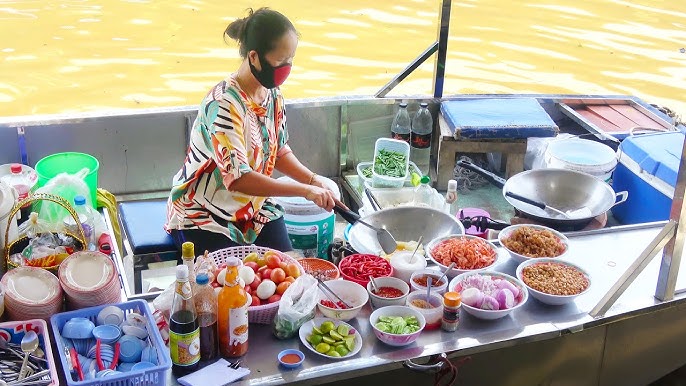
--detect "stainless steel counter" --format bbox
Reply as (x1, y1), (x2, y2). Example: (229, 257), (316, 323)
(160, 221), (686, 385)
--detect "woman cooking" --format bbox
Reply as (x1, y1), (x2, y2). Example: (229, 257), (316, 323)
(165, 8), (342, 255)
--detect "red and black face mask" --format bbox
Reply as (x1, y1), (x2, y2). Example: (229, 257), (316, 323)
(249, 52), (291, 89)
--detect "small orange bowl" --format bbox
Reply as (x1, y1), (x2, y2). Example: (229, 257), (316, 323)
(298, 258), (340, 281)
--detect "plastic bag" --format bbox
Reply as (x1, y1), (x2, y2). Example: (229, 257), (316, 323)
(272, 274), (318, 339)
(17, 212), (52, 239)
(34, 168), (92, 229)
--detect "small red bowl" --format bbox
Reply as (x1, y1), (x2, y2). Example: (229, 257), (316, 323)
(338, 254), (393, 287)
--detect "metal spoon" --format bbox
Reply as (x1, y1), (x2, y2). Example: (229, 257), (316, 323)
(426, 276), (433, 302)
(369, 275), (379, 293)
(409, 236), (424, 264)
(435, 262), (455, 287)
(18, 332), (38, 381)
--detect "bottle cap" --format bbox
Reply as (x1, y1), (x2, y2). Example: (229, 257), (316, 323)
(74, 195), (86, 206)
(10, 164), (22, 174)
(225, 256), (240, 267)
(176, 264), (189, 280)
(181, 242), (194, 259)
(444, 291), (461, 307)
(420, 175), (430, 185)
(420, 102), (429, 108)
(196, 272), (209, 285)
(447, 179), (457, 192)
(399, 102), (408, 108)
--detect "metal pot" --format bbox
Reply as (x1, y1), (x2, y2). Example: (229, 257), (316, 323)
(457, 160), (628, 228)
(345, 206), (465, 255)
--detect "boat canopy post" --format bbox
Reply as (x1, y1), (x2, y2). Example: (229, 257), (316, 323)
(590, 134), (686, 317)
(374, 0), (451, 98)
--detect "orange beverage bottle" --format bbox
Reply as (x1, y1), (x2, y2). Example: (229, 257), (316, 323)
(217, 257), (249, 357)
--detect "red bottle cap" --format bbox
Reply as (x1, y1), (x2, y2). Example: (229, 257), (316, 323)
(10, 164), (22, 174)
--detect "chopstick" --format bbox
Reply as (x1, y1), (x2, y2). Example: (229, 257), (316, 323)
(317, 279), (353, 309)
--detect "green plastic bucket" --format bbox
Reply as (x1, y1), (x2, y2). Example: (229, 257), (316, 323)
(35, 152), (99, 207)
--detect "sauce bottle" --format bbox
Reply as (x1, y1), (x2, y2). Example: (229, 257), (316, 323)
(170, 264), (200, 376)
(217, 257), (249, 357)
(195, 272), (218, 361)
(181, 241), (197, 292)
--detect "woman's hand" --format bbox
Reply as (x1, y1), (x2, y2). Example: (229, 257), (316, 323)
(304, 185), (336, 212)
(310, 174), (349, 211)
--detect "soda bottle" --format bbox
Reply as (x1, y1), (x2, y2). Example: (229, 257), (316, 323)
(72, 195), (96, 251)
(411, 102), (433, 174)
(217, 257), (249, 358)
(195, 272), (218, 361)
(170, 264), (200, 376)
(1, 164), (31, 223)
(391, 102), (411, 144)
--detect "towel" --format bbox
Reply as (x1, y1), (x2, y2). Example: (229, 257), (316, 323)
(177, 359), (250, 386)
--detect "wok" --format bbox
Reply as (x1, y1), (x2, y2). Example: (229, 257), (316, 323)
(457, 160), (628, 228)
(343, 206), (465, 255)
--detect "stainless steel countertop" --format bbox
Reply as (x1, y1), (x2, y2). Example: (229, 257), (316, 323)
(161, 222), (686, 385)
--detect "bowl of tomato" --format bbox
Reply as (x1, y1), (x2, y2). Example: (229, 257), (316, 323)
(338, 254), (393, 287)
(366, 276), (410, 309)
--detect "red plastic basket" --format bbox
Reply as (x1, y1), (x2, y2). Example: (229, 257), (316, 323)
(209, 245), (303, 325)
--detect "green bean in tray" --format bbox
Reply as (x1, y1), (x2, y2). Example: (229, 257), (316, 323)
(361, 166), (373, 178)
(373, 149), (407, 178)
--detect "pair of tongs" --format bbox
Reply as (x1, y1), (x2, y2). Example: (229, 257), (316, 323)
(364, 187), (383, 212)
(317, 278), (352, 309)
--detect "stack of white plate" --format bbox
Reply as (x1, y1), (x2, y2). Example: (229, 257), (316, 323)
(59, 251), (122, 310)
(1, 266), (63, 320)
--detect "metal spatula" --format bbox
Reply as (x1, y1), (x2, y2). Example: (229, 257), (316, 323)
(505, 191), (592, 219)
(334, 204), (398, 254)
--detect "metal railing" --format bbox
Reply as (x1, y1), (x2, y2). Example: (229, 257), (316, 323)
(375, 0), (451, 98)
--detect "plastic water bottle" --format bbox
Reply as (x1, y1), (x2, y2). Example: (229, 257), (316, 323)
(391, 102), (411, 144)
(411, 102), (433, 174)
(73, 195), (97, 250)
(1, 164), (31, 223)
(414, 175), (433, 207)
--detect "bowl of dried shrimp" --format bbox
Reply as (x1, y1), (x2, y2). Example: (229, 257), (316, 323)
(498, 224), (569, 264)
(426, 234), (499, 278)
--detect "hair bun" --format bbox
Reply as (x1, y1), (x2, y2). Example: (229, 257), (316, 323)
(225, 8), (254, 42)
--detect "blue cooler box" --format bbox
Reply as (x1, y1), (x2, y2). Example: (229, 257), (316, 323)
(612, 132), (683, 224)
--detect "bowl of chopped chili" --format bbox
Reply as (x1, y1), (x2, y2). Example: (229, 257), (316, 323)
(317, 279), (368, 321)
(338, 253), (393, 287)
(366, 276), (410, 309)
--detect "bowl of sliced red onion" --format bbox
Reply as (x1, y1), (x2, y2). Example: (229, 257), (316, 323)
(449, 271), (528, 320)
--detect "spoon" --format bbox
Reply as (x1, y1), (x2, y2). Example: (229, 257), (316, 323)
(426, 276), (433, 302)
(18, 331), (38, 381)
(436, 262), (455, 287)
(409, 236), (424, 264)
(369, 275), (379, 293)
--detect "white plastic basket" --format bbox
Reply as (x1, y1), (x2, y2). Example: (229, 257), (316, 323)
(357, 161), (421, 187)
(208, 245), (304, 325)
(371, 138), (411, 188)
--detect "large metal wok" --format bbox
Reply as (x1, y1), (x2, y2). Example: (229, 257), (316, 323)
(457, 160), (628, 228)
(342, 206), (465, 255)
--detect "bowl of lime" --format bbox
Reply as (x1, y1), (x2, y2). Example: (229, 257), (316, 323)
(298, 318), (362, 359)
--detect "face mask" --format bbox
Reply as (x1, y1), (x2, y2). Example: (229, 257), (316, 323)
(249, 53), (291, 89)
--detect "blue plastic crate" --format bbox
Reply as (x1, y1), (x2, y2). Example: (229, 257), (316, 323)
(50, 300), (171, 386)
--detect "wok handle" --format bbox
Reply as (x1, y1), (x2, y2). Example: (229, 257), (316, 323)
(505, 191), (546, 210)
(334, 204), (361, 225)
(611, 191), (629, 207)
(456, 159), (507, 188)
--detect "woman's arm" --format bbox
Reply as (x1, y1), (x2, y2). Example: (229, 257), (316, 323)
(275, 152), (315, 185)
(231, 170), (336, 211)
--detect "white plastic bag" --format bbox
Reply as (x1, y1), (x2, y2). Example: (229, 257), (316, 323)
(35, 168), (92, 229)
(272, 274), (318, 339)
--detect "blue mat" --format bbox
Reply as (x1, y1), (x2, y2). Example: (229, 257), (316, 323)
(440, 98), (559, 139)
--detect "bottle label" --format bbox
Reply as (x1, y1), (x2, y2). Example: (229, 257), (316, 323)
(411, 133), (431, 149)
(169, 328), (200, 366)
(442, 308), (460, 325)
(228, 303), (249, 348)
(392, 132), (410, 143)
(176, 281), (192, 300)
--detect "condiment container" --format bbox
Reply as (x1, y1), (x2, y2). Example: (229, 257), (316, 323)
(406, 290), (443, 330)
(441, 291), (461, 332)
(390, 251), (427, 284)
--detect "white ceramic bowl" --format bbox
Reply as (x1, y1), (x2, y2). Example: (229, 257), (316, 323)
(498, 224), (569, 264)
(366, 277), (410, 309)
(317, 279), (368, 321)
(426, 234), (499, 278)
(390, 251), (427, 284)
(449, 271), (528, 320)
(516, 258), (591, 305)
(405, 290), (443, 330)
(409, 269), (448, 294)
(369, 305), (425, 347)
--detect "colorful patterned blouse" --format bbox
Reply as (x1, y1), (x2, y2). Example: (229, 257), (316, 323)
(165, 74), (292, 244)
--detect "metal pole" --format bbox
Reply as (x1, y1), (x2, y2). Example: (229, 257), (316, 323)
(375, 43), (438, 98)
(655, 134), (686, 300)
(432, 0), (452, 98)
(589, 220), (677, 318)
